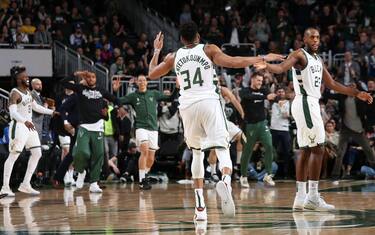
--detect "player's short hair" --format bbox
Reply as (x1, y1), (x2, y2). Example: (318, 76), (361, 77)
(10, 65), (26, 80)
(179, 21), (198, 43)
(304, 27), (319, 37)
(251, 72), (263, 79)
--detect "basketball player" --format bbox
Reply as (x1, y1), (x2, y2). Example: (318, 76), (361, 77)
(0, 66), (58, 196)
(254, 28), (373, 211)
(147, 22), (283, 220)
(208, 77), (245, 183)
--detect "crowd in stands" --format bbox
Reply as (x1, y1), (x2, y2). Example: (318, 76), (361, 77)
(0, 0), (375, 186)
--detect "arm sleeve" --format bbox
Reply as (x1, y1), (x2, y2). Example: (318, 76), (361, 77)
(32, 101), (54, 115)
(119, 94), (133, 105)
(9, 104), (27, 123)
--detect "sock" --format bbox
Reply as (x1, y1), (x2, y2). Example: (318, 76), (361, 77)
(236, 151), (242, 165)
(194, 188), (205, 208)
(296, 181), (307, 196)
(23, 148), (42, 185)
(222, 174), (231, 186)
(139, 170), (146, 182)
(210, 163), (217, 175)
(2, 152), (19, 188)
(308, 180), (319, 196)
(145, 168), (150, 174)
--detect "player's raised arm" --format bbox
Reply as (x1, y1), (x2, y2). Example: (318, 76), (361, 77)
(205, 44), (284, 68)
(322, 66), (373, 104)
(148, 32), (175, 79)
(221, 86), (244, 119)
(254, 50), (303, 74)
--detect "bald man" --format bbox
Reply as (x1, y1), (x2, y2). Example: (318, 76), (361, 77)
(31, 78), (46, 141)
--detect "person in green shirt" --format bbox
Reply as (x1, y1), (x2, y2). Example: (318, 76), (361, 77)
(113, 74), (179, 189)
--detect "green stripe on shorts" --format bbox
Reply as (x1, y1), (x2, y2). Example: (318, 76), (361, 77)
(299, 86), (313, 129)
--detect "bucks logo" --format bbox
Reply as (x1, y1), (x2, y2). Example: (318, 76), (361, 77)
(308, 134), (316, 144)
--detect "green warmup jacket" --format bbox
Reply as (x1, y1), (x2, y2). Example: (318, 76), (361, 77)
(119, 89), (179, 131)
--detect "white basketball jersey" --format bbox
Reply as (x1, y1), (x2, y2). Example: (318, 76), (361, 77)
(11, 88), (33, 121)
(174, 44), (219, 109)
(292, 48), (323, 99)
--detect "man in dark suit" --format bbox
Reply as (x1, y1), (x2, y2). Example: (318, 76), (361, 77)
(31, 78), (45, 141)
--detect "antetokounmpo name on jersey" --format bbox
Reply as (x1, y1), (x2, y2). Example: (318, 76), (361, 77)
(175, 55), (210, 72)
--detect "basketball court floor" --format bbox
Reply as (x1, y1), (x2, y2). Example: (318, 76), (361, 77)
(1, 180), (375, 234)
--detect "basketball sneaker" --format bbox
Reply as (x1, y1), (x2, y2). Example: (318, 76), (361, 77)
(89, 182), (103, 193)
(240, 176), (249, 188)
(76, 170), (86, 189)
(210, 174), (220, 183)
(139, 178), (152, 190)
(194, 207), (207, 221)
(194, 218), (207, 235)
(64, 172), (71, 186)
(18, 183), (40, 195)
(293, 193), (306, 211)
(263, 173), (275, 186)
(0, 186), (15, 197)
(216, 181), (235, 217)
(303, 193), (335, 211)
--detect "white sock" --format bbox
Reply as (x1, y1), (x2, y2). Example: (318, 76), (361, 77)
(308, 180), (319, 196)
(236, 151), (242, 165)
(145, 168), (150, 174)
(23, 148), (42, 185)
(222, 174), (231, 186)
(296, 181), (307, 196)
(194, 188), (205, 208)
(139, 170), (146, 182)
(2, 152), (19, 188)
(210, 163), (217, 175)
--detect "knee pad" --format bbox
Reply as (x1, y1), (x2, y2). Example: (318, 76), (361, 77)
(191, 150), (204, 179)
(215, 148), (232, 171)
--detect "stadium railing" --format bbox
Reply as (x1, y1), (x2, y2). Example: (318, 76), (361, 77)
(53, 41), (109, 90)
(333, 52), (359, 68)
(0, 88), (9, 111)
(0, 43), (51, 49)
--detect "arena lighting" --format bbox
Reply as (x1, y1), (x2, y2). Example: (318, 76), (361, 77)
(225, 5), (231, 11)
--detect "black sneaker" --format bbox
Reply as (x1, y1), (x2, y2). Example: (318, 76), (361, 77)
(139, 178), (152, 190)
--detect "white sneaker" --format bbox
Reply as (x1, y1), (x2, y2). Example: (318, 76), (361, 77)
(89, 182), (102, 193)
(240, 176), (249, 188)
(76, 170), (86, 189)
(293, 193), (306, 211)
(194, 207), (207, 221)
(263, 173), (275, 186)
(216, 181), (235, 217)
(303, 193), (335, 211)
(18, 183), (40, 195)
(64, 172), (71, 186)
(0, 186), (15, 197)
(69, 170), (76, 186)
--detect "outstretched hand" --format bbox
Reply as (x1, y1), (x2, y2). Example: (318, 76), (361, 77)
(254, 61), (267, 71)
(357, 92), (373, 104)
(112, 76), (122, 92)
(264, 53), (285, 62)
(153, 31), (164, 51)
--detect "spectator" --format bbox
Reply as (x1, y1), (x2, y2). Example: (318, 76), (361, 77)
(37, 5), (48, 23)
(34, 23), (52, 45)
(69, 24), (87, 49)
(20, 17), (36, 36)
(337, 51), (361, 85)
(365, 46), (375, 78)
(119, 142), (140, 183)
(110, 56), (126, 78)
(180, 4), (192, 25)
(247, 143), (278, 182)
(270, 86), (291, 178)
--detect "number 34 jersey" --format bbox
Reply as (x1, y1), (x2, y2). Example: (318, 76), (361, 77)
(174, 44), (219, 110)
(292, 48), (323, 99)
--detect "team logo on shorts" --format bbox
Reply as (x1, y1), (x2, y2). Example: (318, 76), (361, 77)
(308, 134), (316, 144)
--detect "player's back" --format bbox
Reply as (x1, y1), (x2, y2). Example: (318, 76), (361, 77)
(174, 44), (219, 109)
(292, 48), (323, 99)
(10, 88), (33, 122)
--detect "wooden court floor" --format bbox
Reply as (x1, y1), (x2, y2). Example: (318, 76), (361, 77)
(1, 180), (375, 234)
